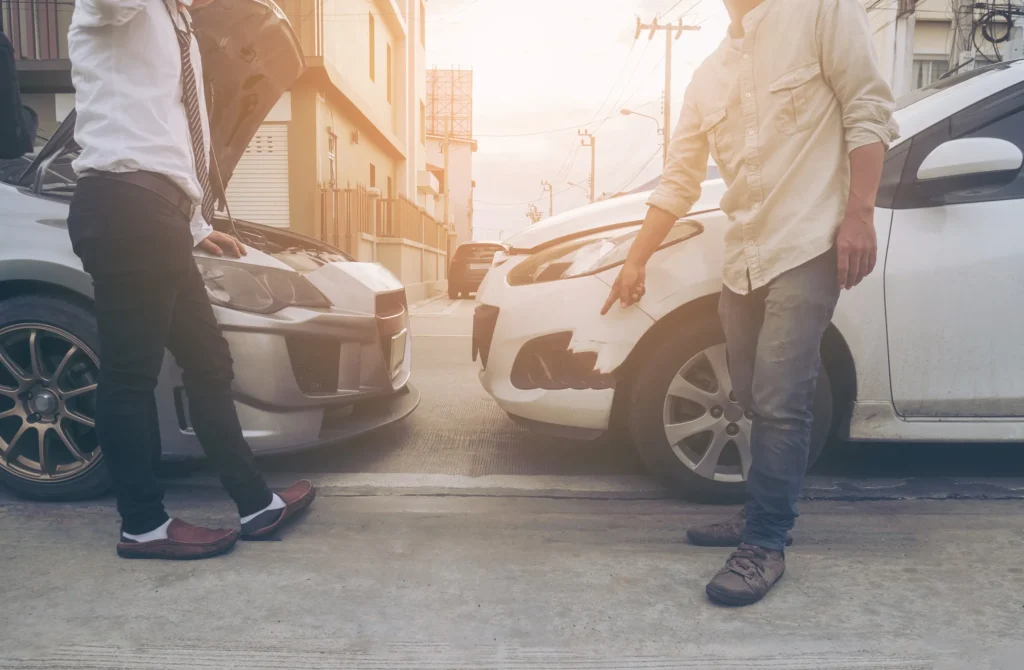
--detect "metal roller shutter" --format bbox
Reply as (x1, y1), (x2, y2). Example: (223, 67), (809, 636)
(225, 123), (290, 228)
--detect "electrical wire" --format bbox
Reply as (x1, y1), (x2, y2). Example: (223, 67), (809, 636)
(611, 147), (662, 194)
(474, 186), (575, 207)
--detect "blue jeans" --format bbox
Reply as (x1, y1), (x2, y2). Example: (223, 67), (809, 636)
(718, 249), (840, 552)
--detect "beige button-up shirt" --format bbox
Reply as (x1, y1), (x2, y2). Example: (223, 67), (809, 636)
(647, 0), (898, 294)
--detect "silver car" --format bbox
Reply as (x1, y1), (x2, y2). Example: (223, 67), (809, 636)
(0, 0), (418, 501)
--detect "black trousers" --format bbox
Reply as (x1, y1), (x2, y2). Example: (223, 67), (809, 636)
(68, 175), (272, 534)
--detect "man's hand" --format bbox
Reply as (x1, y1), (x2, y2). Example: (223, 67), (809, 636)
(835, 207), (876, 290)
(198, 230), (247, 258)
(601, 262), (646, 315)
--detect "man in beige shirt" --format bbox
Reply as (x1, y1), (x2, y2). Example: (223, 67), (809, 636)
(602, 0), (896, 605)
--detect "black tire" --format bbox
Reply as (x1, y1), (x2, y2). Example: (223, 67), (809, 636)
(0, 295), (112, 501)
(626, 314), (833, 504)
(448, 285), (459, 300)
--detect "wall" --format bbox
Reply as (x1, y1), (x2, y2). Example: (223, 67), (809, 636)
(425, 138), (474, 245)
(315, 93), (397, 194)
(320, 0), (402, 137)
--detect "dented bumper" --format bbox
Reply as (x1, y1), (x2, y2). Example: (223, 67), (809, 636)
(475, 261), (653, 435)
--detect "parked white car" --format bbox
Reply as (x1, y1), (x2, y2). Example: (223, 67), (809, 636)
(475, 60), (1024, 502)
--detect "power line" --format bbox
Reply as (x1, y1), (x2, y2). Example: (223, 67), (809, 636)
(612, 147), (663, 194)
(474, 186), (575, 207)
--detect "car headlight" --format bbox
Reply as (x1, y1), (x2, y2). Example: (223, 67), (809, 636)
(507, 219), (702, 286)
(196, 257), (330, 314)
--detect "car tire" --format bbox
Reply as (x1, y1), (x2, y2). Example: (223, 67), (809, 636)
(626, 314), (833, 504)
(448, 286), (459, 300)
(0, 295), (112, 501)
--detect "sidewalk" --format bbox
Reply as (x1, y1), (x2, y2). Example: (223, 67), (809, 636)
(1, 489), (1021, 668)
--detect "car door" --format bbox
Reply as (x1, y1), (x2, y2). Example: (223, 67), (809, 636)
(885, 84), (1024, 417)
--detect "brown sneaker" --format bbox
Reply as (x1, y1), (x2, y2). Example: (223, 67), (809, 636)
(705, 543), (786, 606)
(116, 519), (238, 560)
(686, 508), (793, 547)
(240, 480), (316, 540)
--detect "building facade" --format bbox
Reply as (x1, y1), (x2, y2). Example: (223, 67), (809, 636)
(424, 68), (476, 247)
(868, 0), (1022, 97)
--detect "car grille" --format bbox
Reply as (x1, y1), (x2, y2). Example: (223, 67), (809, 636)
(472, 304), (500, 368)
(286, 334), (341, 395)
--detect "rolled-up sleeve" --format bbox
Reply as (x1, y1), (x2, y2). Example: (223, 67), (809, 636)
(818, 0), (898, 151)
(646, 84), (709, 220)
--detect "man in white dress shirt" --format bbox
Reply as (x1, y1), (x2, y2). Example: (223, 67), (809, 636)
(66, 0), (315, 560)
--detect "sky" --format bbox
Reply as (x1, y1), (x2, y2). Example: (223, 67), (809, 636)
(425, 0), (732, 241)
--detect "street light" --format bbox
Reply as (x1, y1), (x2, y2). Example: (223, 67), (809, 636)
(621, 108), (666, 167)
(620, 108), (663, 134)
(568, 180), (590, 196)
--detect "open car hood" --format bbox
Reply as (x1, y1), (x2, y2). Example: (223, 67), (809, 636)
(503, 179), (727, 253)
(192, 0), (305, 183)
(21, 0), (303, 188)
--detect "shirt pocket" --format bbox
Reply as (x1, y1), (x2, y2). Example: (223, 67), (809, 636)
(769, 62), (822, 136)
(700, 107), (731, 164)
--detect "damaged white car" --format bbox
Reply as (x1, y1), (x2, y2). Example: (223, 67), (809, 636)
(476, 59), (1024, 501)
(0, 0), (417, 501)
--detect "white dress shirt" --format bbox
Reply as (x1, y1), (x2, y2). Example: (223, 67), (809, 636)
(647, 0), (897, 294)
(68, 0), (213, 245)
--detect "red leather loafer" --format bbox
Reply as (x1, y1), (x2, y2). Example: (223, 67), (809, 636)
(117, 519), (238, 560)
(240, 479), (316, 540)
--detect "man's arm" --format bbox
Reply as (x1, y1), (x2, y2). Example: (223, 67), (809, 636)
(602, 88), (709, 314)
(819, 0), (897, 288)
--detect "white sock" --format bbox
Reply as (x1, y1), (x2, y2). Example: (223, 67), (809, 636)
(122, 518), (172, 543)
(241, 493), (285, 524)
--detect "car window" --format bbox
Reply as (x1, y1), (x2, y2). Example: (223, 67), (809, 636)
(894, 60), (1021, 112)
(895, 82), (1024, 209)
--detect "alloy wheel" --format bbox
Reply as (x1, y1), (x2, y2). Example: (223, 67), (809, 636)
(662, 343), (752, 484)
(0, 323), (102, 483)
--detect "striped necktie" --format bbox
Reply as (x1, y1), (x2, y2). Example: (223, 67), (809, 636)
(169, 8), (216, 225)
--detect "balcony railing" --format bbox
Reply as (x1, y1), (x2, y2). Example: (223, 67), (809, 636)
(1, 0), (72, 61)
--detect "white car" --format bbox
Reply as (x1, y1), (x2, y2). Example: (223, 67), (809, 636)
(475, 60), (1024, 502)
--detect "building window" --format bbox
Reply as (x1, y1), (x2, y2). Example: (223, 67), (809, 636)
(386, 44), (393, 104)
(369, 13), (376, 82)
(327, 131), (337, 187)
(420, 1), (426, 46)
(420, 101), (426, 145)
(913, 58), (949, 90)
(369, 163), (376, 188)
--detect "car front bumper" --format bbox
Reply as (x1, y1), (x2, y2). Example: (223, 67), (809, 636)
(157, 266), (415, 459)
(474, 261), (654, 437)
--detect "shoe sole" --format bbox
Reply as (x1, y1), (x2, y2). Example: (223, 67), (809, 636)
(116, 540), (237, 561)
(686, 533), (794, 548)
(240, 487), (316, 541)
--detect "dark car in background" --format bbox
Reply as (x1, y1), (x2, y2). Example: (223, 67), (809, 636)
(448, 242), (506, 299)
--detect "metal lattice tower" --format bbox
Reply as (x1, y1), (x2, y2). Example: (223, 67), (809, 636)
(426, 68), (474, 140)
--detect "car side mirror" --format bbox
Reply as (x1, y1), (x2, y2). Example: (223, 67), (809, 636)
(917, 137), (1023, 182)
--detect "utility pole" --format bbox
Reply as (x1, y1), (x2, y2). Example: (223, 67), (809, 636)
(540, 180), (553, 217)
(578, 129), (596, 203)
(635, 17), (700, 167)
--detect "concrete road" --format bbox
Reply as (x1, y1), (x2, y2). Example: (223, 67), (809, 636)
(1, 489), (1021, 668)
